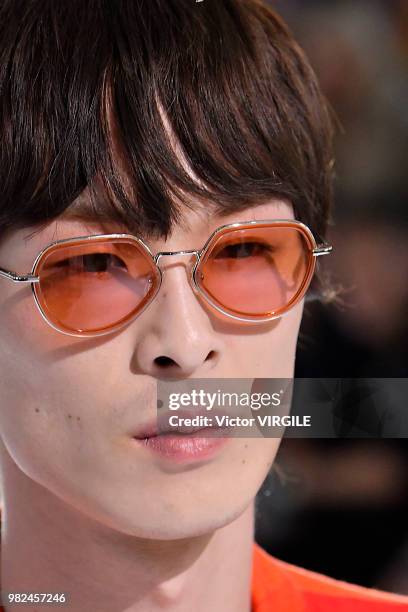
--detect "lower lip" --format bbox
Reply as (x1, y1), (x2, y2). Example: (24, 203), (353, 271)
(133, 429), (230, 463)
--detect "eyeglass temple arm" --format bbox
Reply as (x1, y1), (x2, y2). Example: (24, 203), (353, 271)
(0, 267), (40, 283)
(313, 243), (333, 256)
(313, 232), (333, 256)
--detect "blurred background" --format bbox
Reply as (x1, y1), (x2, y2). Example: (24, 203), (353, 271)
(256, 0), (408, 595)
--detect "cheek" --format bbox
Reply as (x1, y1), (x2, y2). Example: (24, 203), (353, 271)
(0, 301), (94, 488)
(227, 301), (304, 377)
(242, 438), (281, 471)
(0, 297), (63, 432)
(0, 352), (109, 513)
(0, 296), (47, 440)
(0, 286), (50, 364)
(222, 438), (281, 504)
(0, 278), (85, 359)
(0, 340), (74, 485)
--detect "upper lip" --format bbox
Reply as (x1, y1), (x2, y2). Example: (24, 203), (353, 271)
(132, 407), (233, 439)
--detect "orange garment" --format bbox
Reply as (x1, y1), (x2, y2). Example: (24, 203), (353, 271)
(251, 542), (408, 611)
(1, 540), (407, 610)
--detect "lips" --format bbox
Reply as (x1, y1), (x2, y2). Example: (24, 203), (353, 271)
(132, 407), (233, 439)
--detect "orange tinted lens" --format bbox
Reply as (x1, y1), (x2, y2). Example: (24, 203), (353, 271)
(196, 226), (313, 318)
(34, 238), (159, 334)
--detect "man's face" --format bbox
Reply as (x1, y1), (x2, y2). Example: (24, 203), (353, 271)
(0, 198), (304, 538)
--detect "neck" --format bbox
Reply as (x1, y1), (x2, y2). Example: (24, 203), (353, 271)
(0, 446), (255, 612)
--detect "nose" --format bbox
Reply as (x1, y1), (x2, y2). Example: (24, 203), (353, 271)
(134, 254), (222, 379)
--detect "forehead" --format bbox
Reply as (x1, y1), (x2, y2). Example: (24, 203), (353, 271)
(56, 197), (294, 238)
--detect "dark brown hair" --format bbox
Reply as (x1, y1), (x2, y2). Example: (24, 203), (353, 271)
(0, 0), (337, 301)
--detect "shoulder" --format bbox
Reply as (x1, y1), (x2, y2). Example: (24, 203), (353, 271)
(252, 542), (408, 612)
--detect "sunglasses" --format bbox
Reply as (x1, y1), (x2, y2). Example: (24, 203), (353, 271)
(0, 219), (332, 338)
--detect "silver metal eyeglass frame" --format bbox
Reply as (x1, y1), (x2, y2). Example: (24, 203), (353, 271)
(0, 218), (333, 338)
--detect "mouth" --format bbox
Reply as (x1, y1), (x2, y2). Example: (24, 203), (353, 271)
(131, 412), (232, 464)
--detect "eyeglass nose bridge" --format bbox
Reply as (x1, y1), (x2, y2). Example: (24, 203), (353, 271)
(153, 249), (203, 289)
(153, 249), (201, 265)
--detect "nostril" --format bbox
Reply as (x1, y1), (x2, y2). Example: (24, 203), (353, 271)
(154, 352), (216, 368)
(155, 356), (176, 367)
